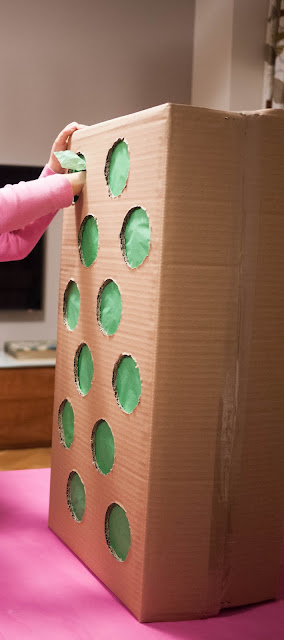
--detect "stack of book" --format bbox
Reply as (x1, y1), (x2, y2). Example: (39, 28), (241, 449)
(4, 340), (56, 360)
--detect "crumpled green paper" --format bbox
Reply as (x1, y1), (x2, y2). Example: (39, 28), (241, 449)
(94, 420), (115, 475)
(61, 400), (74, 449)
(80, 216), (99, 267)
(115, 355), (141, 414)
(69, 472), (85, 522)
(77, 344), (94, 396)
(99, 280), (122, 336)
(122, 207), (151, 269)
(65, 281), (80, 331)
(108, 504), (131, 561)
(107, 140), (129, 197)
(54, 150), (86, 172)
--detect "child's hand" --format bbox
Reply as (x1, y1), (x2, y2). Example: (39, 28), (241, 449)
(65, 171), (86, 197)
(48, 122), (86, 174)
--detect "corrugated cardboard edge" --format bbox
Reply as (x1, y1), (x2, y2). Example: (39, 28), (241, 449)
(203, 112), (246, 617)
(138, 103), (172, 622)
(70, 103), (172, 144)
(219, 111), (259, 607)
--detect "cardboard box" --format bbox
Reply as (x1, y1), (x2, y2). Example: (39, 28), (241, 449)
(49, 104), (284, 622)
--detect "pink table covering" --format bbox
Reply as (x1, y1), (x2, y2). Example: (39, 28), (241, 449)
(0, 469), (283, 640)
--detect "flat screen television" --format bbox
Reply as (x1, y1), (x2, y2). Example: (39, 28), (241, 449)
(0, 165), (45, 311)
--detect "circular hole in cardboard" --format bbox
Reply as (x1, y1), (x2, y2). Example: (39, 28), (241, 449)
(78, 215), (99, 268)
(63, 280), (80, 331)
(104, 139), (129, 198)
(112, 355), (141, 414)
(66, 470), (86, 522)
(120, 207), (151, 269)
(105, 503), (131, 561)
(97, 279), (122, 336)
(91, 419), (115, 475)
(74, 343), (94, 396)
(58, 399), (74, 449)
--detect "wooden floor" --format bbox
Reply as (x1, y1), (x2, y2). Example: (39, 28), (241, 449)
(0, 447), (51, 471)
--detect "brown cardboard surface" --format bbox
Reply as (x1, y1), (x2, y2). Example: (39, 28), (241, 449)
(140, 105), (245, 621)
(221, 110), (284, 608)
(49, 104), (284, 622)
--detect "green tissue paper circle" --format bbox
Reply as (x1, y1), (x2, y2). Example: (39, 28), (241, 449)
(68, 472), (86, 522)
(93, 420), (115, 475)
(107, 504), (131, 561)
(79, 216), (99, 267)
(98, 280), (122, 336)
(77, 344), (94, 396)
(114, 356), (141, 414)
(65, 281), (80, 330)
(60, 400), (74, 448)
(107, 140), (129, 197)
(122, 208), (151, 269)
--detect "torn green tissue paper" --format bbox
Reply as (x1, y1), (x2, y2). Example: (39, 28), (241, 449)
(78, 344), (93, 396)
(62, 400), (74, 449)
(94, 420), (115, 475)
(115, 356), (141, 414)
(123, 207), (151, 269)
(99, 281), (122, 336)
(54, 150), (86, 172)
(69, 472), (85, 522)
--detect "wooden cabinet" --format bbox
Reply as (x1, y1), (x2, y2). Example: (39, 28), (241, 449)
(0, 363), (55, 449)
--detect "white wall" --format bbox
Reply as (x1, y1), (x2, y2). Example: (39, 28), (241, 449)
(230, 0), (269, 111)
(191, 0), (235, 111)
(191, 0), (269, 111)
(0, 0), (195, 348)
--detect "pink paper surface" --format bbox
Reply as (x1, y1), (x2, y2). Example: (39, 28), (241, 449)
(0, 469), (283, 640)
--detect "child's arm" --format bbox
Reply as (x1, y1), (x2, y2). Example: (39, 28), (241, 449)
(0, 170), (85, 261)
(0, 122), (86, 261)
(0, 209), (61, 262)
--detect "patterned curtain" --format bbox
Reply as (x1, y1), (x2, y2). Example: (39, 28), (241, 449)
(263, 0), (284, 108)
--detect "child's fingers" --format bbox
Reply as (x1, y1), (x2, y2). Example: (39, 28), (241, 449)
(55, 122), (79, 147)
(53, 123), (87, 151)
(48, 123), (87, 173)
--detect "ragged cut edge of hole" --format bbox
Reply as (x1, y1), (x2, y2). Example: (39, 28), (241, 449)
(58, 398), (74, 449)
(78, 214), (99, 268)
(74, 344), (83, 395)
(66, 470), (86, 523)
(76, 151), (86, 163)
(104, 138), (130, 198)
(105, 503), (131, 562)
(96, 278), (122, 336)
(74, 342), (94, 396)
(112, 354), (142, 414)
(63, 279), (80, 331)
(70, 151), (86, 204)
(91, 419), (115, 475)
(120, 205), (151, 269)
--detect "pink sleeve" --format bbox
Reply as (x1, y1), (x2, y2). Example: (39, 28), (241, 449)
(0, 165), (73, 262)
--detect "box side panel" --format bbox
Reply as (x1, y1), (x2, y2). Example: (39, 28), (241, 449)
(222, 111), (284, 607)
(48, 105), (169, 619)
(141, 105), (245, 621)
